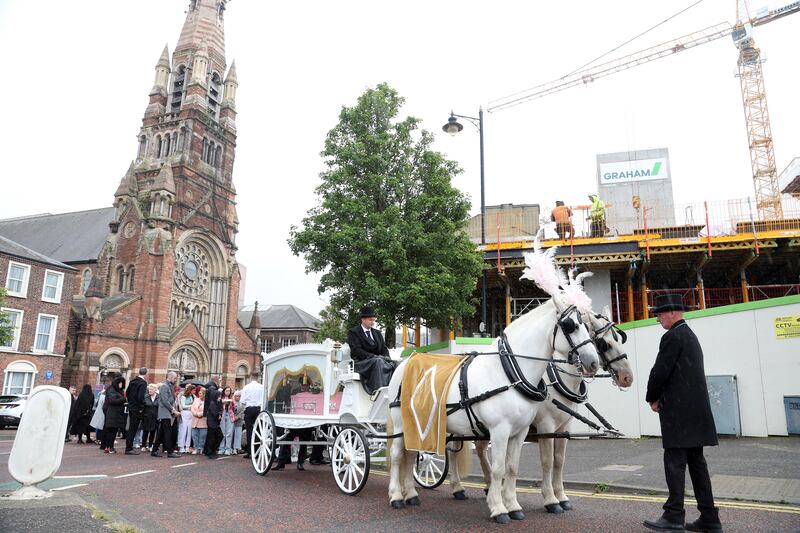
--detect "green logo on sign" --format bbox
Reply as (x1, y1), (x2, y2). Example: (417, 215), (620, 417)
(651, 162), (661, 176)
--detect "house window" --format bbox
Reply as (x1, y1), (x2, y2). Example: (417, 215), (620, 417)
(0, 308), (23, 351)
(34, 314), (57, 353)
(260, 337), (272, 353)
(42, 270), (64, 303)
(5, 262), (30, 298)
(2, 360), (36, 395)
(280, 337), (297, 349)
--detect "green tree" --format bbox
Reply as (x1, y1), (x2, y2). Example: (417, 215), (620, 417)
(289, 83), (483, 346)
(0, 288), (14, 346)
(312, 304), (348, 343)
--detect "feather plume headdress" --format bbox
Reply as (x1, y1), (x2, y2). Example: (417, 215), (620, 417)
(565, 269), (593, 313)
(520, 230), (561, 296)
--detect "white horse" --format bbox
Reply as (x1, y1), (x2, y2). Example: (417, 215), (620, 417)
(447, 295), (635, 513)
(387, 289), (601, 523)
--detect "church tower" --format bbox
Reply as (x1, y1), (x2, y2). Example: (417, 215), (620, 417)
(70, 0), (256, 386)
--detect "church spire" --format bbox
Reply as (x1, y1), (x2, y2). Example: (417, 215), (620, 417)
(175, 0), (228, 74)
(150, 45), (171, 97)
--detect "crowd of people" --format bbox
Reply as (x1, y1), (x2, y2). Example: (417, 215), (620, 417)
(65, 368), (265, 461)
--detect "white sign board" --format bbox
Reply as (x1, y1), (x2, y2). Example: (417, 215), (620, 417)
(599, 158), (669, 184)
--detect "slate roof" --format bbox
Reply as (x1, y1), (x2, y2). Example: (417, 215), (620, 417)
(0, 235), (76, 271)
(238, 304), (320, 331)
(0, 207), (116, 264)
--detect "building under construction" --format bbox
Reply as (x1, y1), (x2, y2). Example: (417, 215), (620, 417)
(464, 185), (800, 337)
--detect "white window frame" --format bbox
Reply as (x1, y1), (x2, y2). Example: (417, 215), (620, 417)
(41, 269), (64, 304)
(2, 360), (37, 396)
(5, 261), (30, 298)
(0, 308), (23, 351)
(33, 313), (58, 354)
(280, 336), (298, 349)
(260, 336), (273, 354)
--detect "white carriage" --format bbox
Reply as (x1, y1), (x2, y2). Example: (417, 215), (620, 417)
(249, 340), (448, 494)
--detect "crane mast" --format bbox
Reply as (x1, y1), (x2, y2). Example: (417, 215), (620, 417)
(488, 2), (799, 220)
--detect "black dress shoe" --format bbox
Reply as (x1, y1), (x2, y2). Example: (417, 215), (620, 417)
(686, 519), (723, 532)
(242, 453), (251, 458)
(124, 449), (139, 455)
(151, 451), (162, 457)
(644, 517), (685, 531)
(309, 458), (330, 465)
(272, 462), (285, 470)
(167, 452), (181, 458)
(296, 463), (305, 471)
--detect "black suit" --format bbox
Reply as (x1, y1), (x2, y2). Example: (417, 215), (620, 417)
(646, 319), (719, 525)
(346, 325), (397, 394)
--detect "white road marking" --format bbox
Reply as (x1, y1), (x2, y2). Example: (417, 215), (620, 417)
(53, 483), (88, 491)
(54, 475), (107, 479)
(113, 470), (155, 479)
(171, 462), (196, 468)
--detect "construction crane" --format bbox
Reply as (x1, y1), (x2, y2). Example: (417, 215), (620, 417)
(487, 1), (800, 219)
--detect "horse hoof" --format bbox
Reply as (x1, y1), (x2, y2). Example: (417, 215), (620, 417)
(545, 503), (564, 514)
(405, 496), (420, 506)
(453, 490), (468, 501)
(390, 500), (405, 509)
(493, 513), (511, 524)
(483, 488), (489, 495)
(508, 510), (525, 520)
(559, 500), (573, 511)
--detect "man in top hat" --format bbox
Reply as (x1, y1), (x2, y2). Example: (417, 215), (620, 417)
(346, 306), (398, 394)
(644, 294), (722, 533)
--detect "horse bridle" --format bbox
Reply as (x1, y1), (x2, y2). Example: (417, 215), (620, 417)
(552, 305), (595, 371)
(591, 314), (628, 383)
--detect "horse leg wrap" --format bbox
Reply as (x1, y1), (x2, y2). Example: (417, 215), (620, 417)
(453, 490), (468, 500)
(544, 503), (564, 514)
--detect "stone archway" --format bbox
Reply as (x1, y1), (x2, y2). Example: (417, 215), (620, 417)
(167, 343), (209, 383)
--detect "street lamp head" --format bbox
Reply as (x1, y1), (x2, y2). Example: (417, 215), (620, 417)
(442, 114), (464, 136)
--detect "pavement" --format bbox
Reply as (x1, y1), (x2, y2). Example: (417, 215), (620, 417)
(0, 429), (798, 532)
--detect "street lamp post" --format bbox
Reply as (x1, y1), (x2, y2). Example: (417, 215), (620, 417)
(443, 108), (488, 335)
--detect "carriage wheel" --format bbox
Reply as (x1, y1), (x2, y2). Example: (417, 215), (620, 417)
(413, 451), (449, 489)
(331, 427), (370, 495)
(250, 411), (276, 475)
(326, 425), (341, 453)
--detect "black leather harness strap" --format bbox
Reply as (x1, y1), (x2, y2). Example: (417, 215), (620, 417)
(499, 334), (548, 402)
(546, 362), (587, 404)
(445, 353), (509, 437)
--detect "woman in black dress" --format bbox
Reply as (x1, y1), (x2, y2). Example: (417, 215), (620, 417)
(71, 384), (95, 443)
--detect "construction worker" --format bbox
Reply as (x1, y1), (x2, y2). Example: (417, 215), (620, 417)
(550, 201), (573, 240)
(588, 194), (607, 238)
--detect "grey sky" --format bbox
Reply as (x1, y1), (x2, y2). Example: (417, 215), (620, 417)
(1, 1), (797, 318)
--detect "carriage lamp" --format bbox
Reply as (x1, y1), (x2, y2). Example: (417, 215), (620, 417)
(442, 108), (488, 335)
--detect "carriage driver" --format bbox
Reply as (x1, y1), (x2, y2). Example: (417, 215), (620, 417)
(346, 306), (398, 395)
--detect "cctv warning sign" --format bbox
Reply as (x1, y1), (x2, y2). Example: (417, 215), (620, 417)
(774, 316), (800, 340)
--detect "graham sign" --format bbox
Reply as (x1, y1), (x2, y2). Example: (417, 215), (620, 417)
(599, 158), (669, 184)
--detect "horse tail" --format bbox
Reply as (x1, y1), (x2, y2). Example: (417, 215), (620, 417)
(386, 415), (394, 472)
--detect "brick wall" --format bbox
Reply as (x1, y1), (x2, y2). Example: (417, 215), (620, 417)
(1, 253), (74, 393)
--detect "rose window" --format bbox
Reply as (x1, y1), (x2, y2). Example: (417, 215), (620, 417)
(174, 242), (210, 296)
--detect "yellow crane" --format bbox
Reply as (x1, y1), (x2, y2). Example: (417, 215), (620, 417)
(488, 1), (799, 219)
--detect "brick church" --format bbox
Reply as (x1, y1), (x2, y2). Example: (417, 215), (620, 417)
(2, 0), (259, 389)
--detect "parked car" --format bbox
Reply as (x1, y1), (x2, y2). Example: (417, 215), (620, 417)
(0, 395), (27, 429)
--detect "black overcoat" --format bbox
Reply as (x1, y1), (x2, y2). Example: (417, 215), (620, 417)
(645, 320), (718, 449)
(141, 394), (158, 432)
(346, 325), (396, 394)
(103, 377), (127, 429)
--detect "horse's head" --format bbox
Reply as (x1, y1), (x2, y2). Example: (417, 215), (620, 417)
(551, 293), (600, 377)
(587, 306), (633, 388)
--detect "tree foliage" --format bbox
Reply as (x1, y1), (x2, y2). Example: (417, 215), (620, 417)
(312, 304), (348, 343)
(0, 289), (14, 346)
(289, 84), (482, 345)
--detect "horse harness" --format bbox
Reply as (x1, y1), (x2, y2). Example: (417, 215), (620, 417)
(591, 314), (629, 382)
